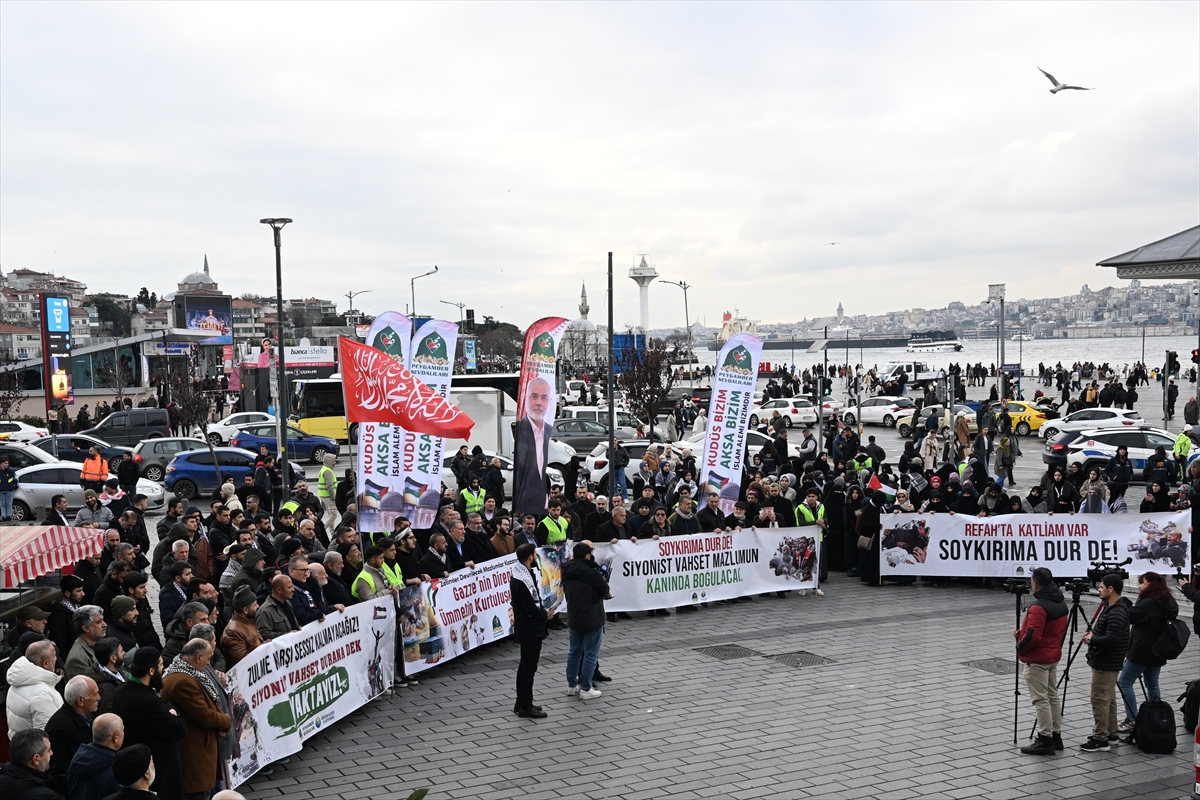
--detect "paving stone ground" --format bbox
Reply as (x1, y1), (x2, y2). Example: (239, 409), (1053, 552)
(233, 574), (1196, 800)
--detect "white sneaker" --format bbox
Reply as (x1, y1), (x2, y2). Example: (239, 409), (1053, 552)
(814, 588), (825, 597)
(579, 687), (602, 700)
(566, 686), (579, 696)
(798, 589), (809, 597)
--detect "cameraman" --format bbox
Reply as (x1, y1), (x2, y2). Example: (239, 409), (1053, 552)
(1079, 575), (1131, 751)
(1014, 567), (1068, 755)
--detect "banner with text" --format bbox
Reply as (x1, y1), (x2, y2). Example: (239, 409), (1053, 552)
(878, 511), (1191, 578)
(356, 312), (413, 532)
(699, 333), (764, 515)
(398, 319), (459, 529)
(226, 603), (395, 788)
(593, 527), (817, 611)
(511, 316), (569, 516)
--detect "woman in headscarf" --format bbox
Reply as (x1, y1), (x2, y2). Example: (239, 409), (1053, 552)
(675, 469), (698, 503)
(978, 483), (1007, 516)
(1025, 485), (1048, 514)
(1080, 484), (1110, 514)
(857, 490), (884, 585)
(1079, 467), (1107, 505)
(1047, 467), (1081, 513)
(655, 460), (677, 504)
(891, 489), (915, 513)
(1001, 493), (1029, 515)
(1139, 481), (1171, 513)
(1066, 461), (1087, 490)
(920, 489), (949, 514)
(843, 484), (864, 577)
(632, 460), (656, 498)
(953, 480), (980, 515)
(824, 476), (847, 574)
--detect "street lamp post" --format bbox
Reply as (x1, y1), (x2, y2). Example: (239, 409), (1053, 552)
(260, 217), (293, 495)
(989, 283), (1006, 399)
(344, 289), (371, 326)
(661, 280), (692, 388)
(410, 266), (439, 317)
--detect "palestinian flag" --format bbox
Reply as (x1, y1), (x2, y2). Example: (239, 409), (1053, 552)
(403, 478), (428, 506)
(362, 479), (390, 509)
(372, 326), (406, 361)
(867, 472), (896, 501)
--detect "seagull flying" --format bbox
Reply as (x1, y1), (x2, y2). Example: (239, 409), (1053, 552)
(827, 242), (839, 246)
(1037, 67), (1093, 93)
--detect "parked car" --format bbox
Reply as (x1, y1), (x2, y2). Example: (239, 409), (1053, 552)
(31, 434), (133, 472)
(584, 440), (662, 494)
(749, 398), (818, 429)
(894, 404), (978, 438)
(1055, 426), (1194, 481)
(0, 441), (59, 471)
(0, 420), (50, 443)
(549, 419), (634, 452)
(165, 447), (305, 500)
(439, 450), (563, 493)
(1037, 407), (1143, 439)
(841, 396), (916, 427)
(11, 462), (165, 522)
(205, 411), (276, 446)
(558, 406), (668, 439)
(131, 437), (210, 482)
(80, 409), (171, 446)
(229, 424), (340, 464)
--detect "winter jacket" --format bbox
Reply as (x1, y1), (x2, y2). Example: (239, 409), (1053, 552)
(73, 504), (113, 528)
(1127, 592), (1179, 667)
(160, 671), (232, 796)
(112, 678), (187, 800)
(6, 656), (64, 733)
(1181, 582), (1200, 637)
(668, 510), (700, 536)
(45, 704), (92, 776)
(0, 466), (19, 492)
(256, 594), (301, 641)
(1105, 455), (1134, 487)
(116, 459), (139, 486)
(222, 610), (264, 666)
(561, 557), (608, 634)
(510, 574), (548, 645)
(67, 743), (119, 800)
(0, 761), (63, 800)
(64, 637), (98, 681)
(1085, 596), (1132, 673)
(1016, 584), (1068, 664)
(85, 664), (124, 714)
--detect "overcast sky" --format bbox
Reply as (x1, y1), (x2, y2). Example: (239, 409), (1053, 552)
(2, 2), (1197, 332)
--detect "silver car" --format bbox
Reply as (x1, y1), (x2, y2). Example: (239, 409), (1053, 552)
(12, 462), (165, 522)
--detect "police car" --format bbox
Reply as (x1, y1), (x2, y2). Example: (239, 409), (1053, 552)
(1054, 426), (1197, 480)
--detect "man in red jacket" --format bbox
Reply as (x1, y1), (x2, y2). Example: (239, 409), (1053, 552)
(1014, 567), (1068, 755)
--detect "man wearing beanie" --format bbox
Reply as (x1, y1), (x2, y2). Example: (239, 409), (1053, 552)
(227, 548), (265, 605)
(108, 743), (156, 798)
(106, 596), (139, 653)
(111, 647), (185, 800)
(220, 587), (263, 667)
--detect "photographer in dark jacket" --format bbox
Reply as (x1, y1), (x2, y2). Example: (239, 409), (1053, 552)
(1014, 567), (1067, 755)
(509, 543), (556, 718)
(562, 542), (612, 700)
(1116, 571), (1179, 733)
(1079, 574), (1132, 751)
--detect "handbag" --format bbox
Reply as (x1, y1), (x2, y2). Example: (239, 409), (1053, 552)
(855, 514), (875, 550)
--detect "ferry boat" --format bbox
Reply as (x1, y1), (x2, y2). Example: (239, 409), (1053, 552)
(1011, 333), (1035, 342)
(906, 331), (963, 353)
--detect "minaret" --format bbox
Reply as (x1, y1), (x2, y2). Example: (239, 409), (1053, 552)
(579, 283), (590, 319)
(629, 256), (658, 332)
(203, 254), (210, 275)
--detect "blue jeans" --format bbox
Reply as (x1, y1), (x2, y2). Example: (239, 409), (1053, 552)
(0, 491), (13, 519)
(1116, 659), (1161, 720)
(566, 627), (604, 691)
(613, 468), (627, 500)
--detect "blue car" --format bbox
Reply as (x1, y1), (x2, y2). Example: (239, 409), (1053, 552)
(164, 447), (305, 500)
(229, 423), (340, 464)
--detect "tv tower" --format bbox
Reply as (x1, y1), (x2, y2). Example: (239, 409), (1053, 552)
(629, 255), (658, 332)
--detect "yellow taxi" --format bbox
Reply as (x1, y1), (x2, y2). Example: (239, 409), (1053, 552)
(995, 400), (1047, 436)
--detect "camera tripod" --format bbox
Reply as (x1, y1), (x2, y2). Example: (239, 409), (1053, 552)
(1026, 583), (1095, 741)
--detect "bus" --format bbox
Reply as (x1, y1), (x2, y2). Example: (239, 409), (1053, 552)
(292, 373), (521, 445)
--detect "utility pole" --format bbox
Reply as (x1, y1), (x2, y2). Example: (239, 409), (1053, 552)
(607, 253), (617, 498)
(410, 266), (438, 318)
(260, 217), (293, 495)
(661, 280), (693, 388)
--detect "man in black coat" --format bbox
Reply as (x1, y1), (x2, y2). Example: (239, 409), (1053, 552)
(510, 543), (554, 718)
(561, 542), (612, 699)
(0, 729), (61, 800)
(418, 533), (452, 579)
(45, 674), (99, 776)
(596, 506), (634, 542)
(111, 647), (186, 800)
(1079, 575), (1132, 751)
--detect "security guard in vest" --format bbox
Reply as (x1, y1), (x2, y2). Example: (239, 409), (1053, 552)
(796, 487), (829, 588)
(379, 537), (406, 590)
(536, 498), (570, 546)
(458, 476), (487, 517)
(317, 453), (340, 532)
(352, 545), (396, 602)
(850, 449), (873, 478)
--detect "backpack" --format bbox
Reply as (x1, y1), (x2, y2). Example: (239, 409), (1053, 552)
(1151, 619), (1190, 661)
(1178, 679), (1200, 733)
(1131, 699), (1177, 753)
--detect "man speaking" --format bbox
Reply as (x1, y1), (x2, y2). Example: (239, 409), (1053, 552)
(513, 377), (554, 516)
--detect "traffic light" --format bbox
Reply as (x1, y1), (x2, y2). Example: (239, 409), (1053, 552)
(465, 309), (475, 332)
(1192, 349), (1199, 364)
(1166, 351), (1179, 375)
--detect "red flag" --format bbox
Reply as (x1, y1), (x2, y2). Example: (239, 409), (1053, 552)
(866, 472), (883, 492)
(338, 336), (474, 440)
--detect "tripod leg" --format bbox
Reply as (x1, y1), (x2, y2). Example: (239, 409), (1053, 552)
(1014, 592), (1023, 745)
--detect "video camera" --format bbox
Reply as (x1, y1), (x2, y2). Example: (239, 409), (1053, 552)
(1002, 577), (1029, 596)
(1086, 559), (1131, 583)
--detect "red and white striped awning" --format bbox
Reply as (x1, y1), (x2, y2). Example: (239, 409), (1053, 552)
(1, 526), (105, 588)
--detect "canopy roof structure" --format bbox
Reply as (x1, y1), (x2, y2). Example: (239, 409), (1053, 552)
(2, 526), (104, 588)
(1097, 225), (1200, 280)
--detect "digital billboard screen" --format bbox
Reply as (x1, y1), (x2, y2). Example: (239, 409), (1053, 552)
(182, 296), (233, 345)
(41, 294), (73, 405)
